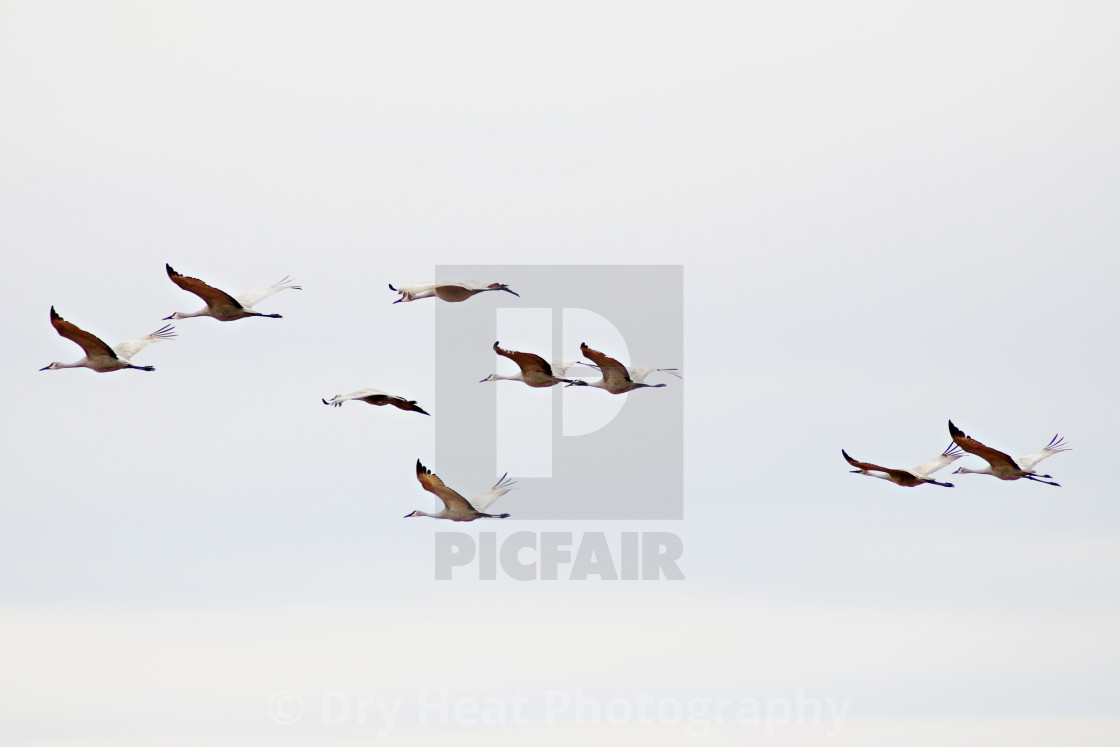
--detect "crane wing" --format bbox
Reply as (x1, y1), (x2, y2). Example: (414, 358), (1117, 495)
(626, 366), (682, 383)
(843, 449), (899, 476)
(416, 460), (474, 513)
(166, 264), (242, 310)
(383, 395), (430, 415)
(388, 282), (438, 302)
(235, 276), (301, 309)
(112, 324), (175, 361)
(323, 389), (386, 406)
(948, 420), (1020, 472)
(493, 342), (553, 376)
(1016, 435), (1071, 471)
(469, 473), (517, 511)
(910, 443), (965, 477)
(49, 307), (117, 360)
(441, 280), (488, 291)
(580, 342), (633, 385)
(550, 358), (590, 377)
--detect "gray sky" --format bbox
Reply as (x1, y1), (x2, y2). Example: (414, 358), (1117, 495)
(2, 1), (1119, 744)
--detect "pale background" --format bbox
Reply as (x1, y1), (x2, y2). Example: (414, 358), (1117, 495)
(1, 2), (1118, 744)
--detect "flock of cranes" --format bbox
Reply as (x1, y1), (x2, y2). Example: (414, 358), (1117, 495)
(40, 265), (302, 372)
(475, 341), (682, 393)
(39, 264), (1073, 506)
(845, 420), (1071, 488)
(41, 266), (682, 521)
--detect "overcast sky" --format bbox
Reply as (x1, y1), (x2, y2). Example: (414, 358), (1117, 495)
(2, 2), (1119, 745)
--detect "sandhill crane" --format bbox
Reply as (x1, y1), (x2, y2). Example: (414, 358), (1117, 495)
(480, 342), (585, 387)
(948, 420), (1070, 486)
(40, 307), (175, 373)
(842, 443), (964, 488)
(404, 460), (516, 521)
(164, 264), (301, 321)
(572, 342), (677, 394)
(388, 280), (519, 303)
(322, 389), (430, 415)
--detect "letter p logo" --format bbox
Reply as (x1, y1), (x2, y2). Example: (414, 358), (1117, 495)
(434, 265), (683, 519)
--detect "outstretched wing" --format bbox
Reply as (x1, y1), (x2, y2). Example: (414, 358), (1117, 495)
(49, 307), (116, 360)
(842, 449), (898, 476)
(626, 366), (682, 384)
(948, 420), (1019, 472)
(235, 276), (301, 309)
(389, 282), (438, 302)
(910, 443), (965, 477)
(416, 460), (475, 513)
(469, 473), (517, 511)
(383, 395), (429, 415)
(166, 264), (242, 309)
(1016, 435), (1071, 471)
(323, 389), (386, 406)
(397, 282), (439, 291)
(447, 280), (517, 294)
(550, 358), (588, 377)
(494, 341), (553, 376)
(580, 342), (633, 386)
(441, 280), (488, 291)
(113, 324), (176, 361)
